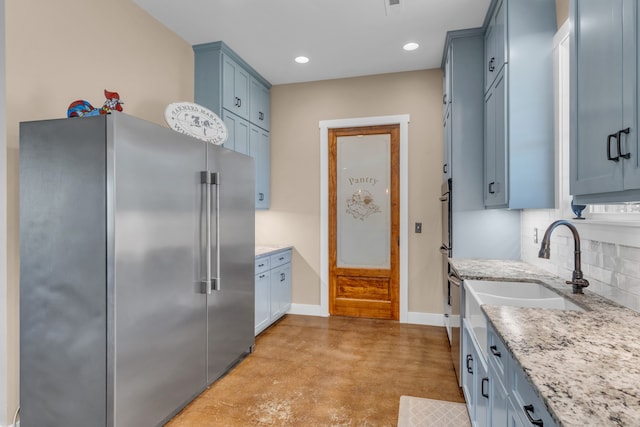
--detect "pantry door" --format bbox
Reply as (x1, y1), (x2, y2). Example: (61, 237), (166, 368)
(328, 125), (400, 320)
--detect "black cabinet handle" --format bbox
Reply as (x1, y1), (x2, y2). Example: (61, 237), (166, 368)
(488, 57), (495, 72)
(607, 133), (620, 162)
(238, 97), (242, 107)
(490, 345), (501, 358)
(617, 127), (631, 159)
(280, 272), (286, 282)
(443, 164), (448, 174)
(443, 94), (447, 105)
(481, 377), (489, 398)
(466, 354), (473, 374)
(258, 192), (264, 201)
(524, 404), (544, 426)
(489, 182), (496, 194)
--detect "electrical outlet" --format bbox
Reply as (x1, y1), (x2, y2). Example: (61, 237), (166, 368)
(415, 222), (422, 233)
(533, 228), (539, 244)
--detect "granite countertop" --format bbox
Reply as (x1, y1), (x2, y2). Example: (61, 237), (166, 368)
(255, 245), (292, 257)
(450, 259), (640, 426)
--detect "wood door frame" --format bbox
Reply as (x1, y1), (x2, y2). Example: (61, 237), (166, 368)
(320, 115), (409, 322)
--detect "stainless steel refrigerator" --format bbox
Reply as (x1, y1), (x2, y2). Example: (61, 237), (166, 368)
(19, 113), (255, 426)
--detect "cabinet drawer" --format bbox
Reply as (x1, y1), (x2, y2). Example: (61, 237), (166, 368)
(255, 256), (270, 275)
(270, 250), (291, 268)
(510, 360), (556, 427)
(487, 323), (508, 380)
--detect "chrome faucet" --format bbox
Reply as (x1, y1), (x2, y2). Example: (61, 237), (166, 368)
(538, 220), (590, 294)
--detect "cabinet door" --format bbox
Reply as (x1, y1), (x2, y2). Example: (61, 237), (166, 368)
(489, 370), (509, 427)
(571, 0), (626, 196)
(625, 0), (640, 190)
(493, 0), (506, 75)
(280, 263), (292, 315)
(443, 106), (452, 180)
(462, 325), (476, 423)
(222, 110), (250, 155)
(250, 125), (270, 209)
(222, 55), (250, 119)
(255, 272), (271, 335)
(484, 71), (508, 208)
(476, 357), (490, 427)
(507, 398), (526, 427)
(484, 0), (506, 93)
(443, 45), (452, 114)
(511, 360), (557, 427)
(270, 264), (290, 319)
(250, 78), (270, 131)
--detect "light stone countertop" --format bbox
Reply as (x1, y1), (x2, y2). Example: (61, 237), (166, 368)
(255, 245), (292, 257)
(450, 258), (640, 427)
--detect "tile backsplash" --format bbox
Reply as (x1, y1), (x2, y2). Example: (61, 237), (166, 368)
(521, 210), (640, 312)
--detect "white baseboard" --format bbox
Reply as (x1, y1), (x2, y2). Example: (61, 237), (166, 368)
(287, 303), (328, 317)
(406, 312), (445, 327)
(287, 304), (444, 327)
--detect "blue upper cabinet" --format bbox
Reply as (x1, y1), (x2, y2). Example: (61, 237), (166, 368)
(482, 0), (556, 209)
(483, 0), (506, 94)
(250, 77), (270, 131)
(570, 0), (640, 203)
(222, 54), (250, 120)
(194, 41), (272, 209)
(442, 29), (486, 210)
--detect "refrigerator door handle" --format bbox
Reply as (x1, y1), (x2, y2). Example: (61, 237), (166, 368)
(201, 171), (213, 294)
(212, 172), (221, 291)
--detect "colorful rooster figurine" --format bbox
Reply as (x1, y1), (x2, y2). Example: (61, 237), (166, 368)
(67, 89), (124, 118)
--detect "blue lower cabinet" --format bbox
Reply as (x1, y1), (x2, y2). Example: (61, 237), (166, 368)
(255, 249), (291, 335)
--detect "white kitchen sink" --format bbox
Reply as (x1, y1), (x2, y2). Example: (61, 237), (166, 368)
(464, 280), (584, 357)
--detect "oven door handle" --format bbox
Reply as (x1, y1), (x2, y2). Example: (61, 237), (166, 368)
(448, 274), (462, 288)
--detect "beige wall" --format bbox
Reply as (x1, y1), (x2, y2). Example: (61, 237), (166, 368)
(257, 70), (444, 314)
(556, 0), (569, 28)
(3, 0), (194, 423)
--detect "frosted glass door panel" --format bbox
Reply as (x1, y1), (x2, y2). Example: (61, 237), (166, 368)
(337, 134), (390, 269)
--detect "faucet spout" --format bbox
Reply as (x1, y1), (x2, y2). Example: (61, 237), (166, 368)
(538, 220), (590, 294)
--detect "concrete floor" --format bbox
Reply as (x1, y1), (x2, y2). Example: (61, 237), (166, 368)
(165, 314), (464, 426)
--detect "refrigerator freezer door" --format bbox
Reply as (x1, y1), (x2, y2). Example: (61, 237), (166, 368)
(111, 114), (208, 426)
(206, 145), (256, 384)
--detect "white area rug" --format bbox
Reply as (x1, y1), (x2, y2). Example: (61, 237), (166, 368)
(397, 396), (471, 427)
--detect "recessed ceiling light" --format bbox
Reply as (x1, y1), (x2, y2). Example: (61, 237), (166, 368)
(295, 56), (310, 64)
(403, 42), (419, 51)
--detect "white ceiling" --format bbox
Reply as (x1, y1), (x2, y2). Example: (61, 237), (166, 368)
(133, 0), (491, 85)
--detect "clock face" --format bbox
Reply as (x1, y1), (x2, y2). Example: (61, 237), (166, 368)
(164, 102), (228, 145)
